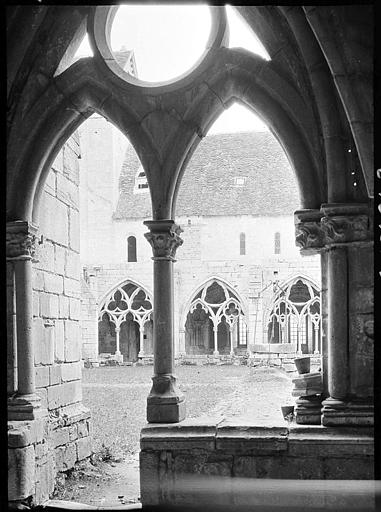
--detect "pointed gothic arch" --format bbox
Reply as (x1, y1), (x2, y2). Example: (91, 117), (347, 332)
(98, 279), (153, 362)
(183, 277), (248, 356)
(265, 275), (321, 354)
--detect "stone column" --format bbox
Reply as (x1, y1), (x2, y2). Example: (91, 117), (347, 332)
(144, 220), (185, 423)
(320, 203), (373, 426)
(138, 324), (145, 358)
(178, 328), (186, 356)
(7, 221), (46, 420)
(229, 326), (234, 356)
(213, 325), (219, 356)
(115, 327), (121, 355)
(313, 325), (319, 355)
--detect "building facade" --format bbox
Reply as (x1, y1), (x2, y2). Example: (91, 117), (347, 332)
(79, 128), (321, 363)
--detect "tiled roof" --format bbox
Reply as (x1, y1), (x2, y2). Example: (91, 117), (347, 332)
(113, 131), (301, 219)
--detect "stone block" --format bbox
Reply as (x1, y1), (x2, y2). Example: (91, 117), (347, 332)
(61, 362), (82, 382)
(44, 272), (64, 295)
(35, 366), (50, 388)
(47, 380), (82, 410)
(69, 209), (80, 252)
(58, 295), (69, 318)
(63, 144), (80, 186)
(49, 364), (62, 386)
(76, 436), (91, 460)
(54, 320), (65, 362)
(55, 441), (77, 471)
(139, 451), (161, 506)
(54, 245), (66, 275)
(52, 426), (70, 448)
(64, 320), (81, 362)
(34, 318), (54, 365)
(39, 192), (69, 246)
(322, 456), (373, 479)
(8, 445), (35, 500)
(66, 248), (81, 280)
(64, 277), (80, 298)
(40, 292), (59, 319)
(69, 298), (81, 320)
(77, 420), (89, 439)
(33, 270), (45, 291)
(33, 291), (39, 317)
(51, 150), (63, 173)
(57, 173), (80, 209)
(34, 242), (55, 273)
(36, 388), (48, 409)
(69, 424), (77, 441)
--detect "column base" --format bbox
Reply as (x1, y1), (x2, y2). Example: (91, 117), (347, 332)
(8, 393), (47, 421)
(147, 397), (186, 423)
(147, 374), (186, 423)
(321, 397), (374, 426)
(213, 351), (220, 357)
(295, 395), (322, 425)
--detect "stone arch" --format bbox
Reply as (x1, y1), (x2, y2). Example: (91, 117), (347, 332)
(180, 276), (248, 331)
(98, 279), (153, 362)
(264, 274), (321, 354)
(6, 59), (158, 224)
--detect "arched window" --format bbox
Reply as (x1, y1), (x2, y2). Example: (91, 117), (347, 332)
(267, 276), (321, 354)
(240, 233), (246, 255)
(274, 232), (281, 254)
(185, 279), (246, 356)
(127, 236), (137, 262)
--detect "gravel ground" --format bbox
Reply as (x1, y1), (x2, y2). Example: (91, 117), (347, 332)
(53, 364), (294, 506)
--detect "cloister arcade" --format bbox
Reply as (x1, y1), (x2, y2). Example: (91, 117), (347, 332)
(266, 275), (321, 354)
(7, 5), (374, 509)
(98, 280), (153, 362)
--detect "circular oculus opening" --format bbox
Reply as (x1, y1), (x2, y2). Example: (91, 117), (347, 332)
(90, 5), (227, 90)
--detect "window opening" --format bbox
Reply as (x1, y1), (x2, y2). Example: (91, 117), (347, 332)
(240, 232), (246, 255)
(274, 232), (281, 254)
(127, 235), (137, 262)
(110, 5), (211, 83)
(267, 276), (321, 354)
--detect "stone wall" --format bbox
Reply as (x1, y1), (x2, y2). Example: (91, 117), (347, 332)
(140, 422), (374, 509)
(8, 133), (92, 506)
(81, 214), (321, 360)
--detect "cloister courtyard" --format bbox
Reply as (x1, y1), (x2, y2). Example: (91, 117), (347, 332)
(53, 364), (294, 507)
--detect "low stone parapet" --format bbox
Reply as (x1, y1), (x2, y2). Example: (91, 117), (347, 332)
(140, 420), (374, 509)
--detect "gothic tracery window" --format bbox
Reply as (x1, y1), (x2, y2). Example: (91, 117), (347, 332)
(185, 279), (247, 355)
(267, 276), (321, 354)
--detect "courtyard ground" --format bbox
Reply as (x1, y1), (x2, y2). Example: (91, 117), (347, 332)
(52, 364), (294, 507)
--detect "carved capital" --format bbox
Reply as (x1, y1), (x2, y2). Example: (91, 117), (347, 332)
(321, 203), (371, 245)
(144, 220), (183, 261)
(294, 209), (325, 254)
(6, 221), (39, 260)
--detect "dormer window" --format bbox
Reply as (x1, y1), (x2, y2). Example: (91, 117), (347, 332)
(234, 176), (247, 186)
(134, 165), (149, 193)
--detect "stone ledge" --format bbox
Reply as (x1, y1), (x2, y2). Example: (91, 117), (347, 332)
(8, 417), (47, 448)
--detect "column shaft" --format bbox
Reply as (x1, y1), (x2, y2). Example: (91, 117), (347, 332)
(153, 259), (174, 375)
(15, 259), (35, 395)
(327, 246), (348, 399)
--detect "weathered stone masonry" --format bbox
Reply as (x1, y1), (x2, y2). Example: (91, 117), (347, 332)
(7, 134), (92, 507)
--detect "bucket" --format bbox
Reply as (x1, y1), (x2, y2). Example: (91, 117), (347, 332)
(294, 356), (310, 374)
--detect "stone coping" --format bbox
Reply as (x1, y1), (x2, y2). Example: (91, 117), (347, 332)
(140, 418), (374, 455)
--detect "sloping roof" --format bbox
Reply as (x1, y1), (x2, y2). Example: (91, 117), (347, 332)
(113, 131), (301, 219)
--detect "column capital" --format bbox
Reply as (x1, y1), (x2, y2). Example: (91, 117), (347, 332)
(144, 219), (183, 261)
(294, 203), (372, 254)
(294, 209), (325, 255)
(6, 221), (40, 261)
(320, 203), (372, 245)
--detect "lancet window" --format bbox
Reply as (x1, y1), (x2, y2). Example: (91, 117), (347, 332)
(267, 276), (321, 354)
